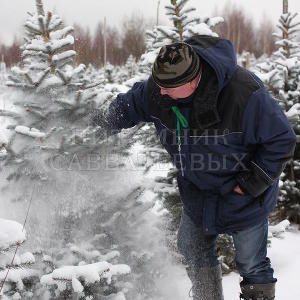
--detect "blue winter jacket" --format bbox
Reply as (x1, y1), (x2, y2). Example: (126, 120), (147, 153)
(92, 35), (296, 235)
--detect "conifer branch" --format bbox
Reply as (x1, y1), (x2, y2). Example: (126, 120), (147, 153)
(36, 0), (45, 16)
(35, 67), (51, 86)
(38, 15), (45, 34)
(55, 69), (68, 84)
(75, 90), (82, 105)
(84, 81), (104, 89)
(6, 262), (35, 270)
(24, 73), (34, 85)
(24, 23), (42, 35)
(45, 11), (52, 31)
(0, 110), (23, 121)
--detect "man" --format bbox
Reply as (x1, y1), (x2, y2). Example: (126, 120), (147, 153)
(91, 35), (296, 300)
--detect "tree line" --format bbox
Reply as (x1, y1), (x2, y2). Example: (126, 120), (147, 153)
(0, 6), (280, 68)
(214, 4), (276, 57)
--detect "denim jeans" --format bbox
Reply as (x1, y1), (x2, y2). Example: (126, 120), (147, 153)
(177, 209), (277, 284)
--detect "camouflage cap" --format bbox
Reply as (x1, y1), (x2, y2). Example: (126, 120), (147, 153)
(152, 42), (201, 88)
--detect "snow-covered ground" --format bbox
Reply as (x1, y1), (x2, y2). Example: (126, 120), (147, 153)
(265, 228), (300, 300)
(1, 84), (300, 299)
(163, 224), (300, 300)
(223, 226), (300, 300)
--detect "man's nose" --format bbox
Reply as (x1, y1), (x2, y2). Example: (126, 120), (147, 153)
(160, 88), (168, 95)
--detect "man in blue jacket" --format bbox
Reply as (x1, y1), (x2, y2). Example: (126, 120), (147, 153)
(91, 35), (296, 300)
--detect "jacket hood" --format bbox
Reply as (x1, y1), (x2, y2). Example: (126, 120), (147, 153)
(185, 35), (237, 92)
(147, 36), (238, 132)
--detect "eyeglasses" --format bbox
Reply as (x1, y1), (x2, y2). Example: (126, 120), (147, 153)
(157, 71), (202, 91)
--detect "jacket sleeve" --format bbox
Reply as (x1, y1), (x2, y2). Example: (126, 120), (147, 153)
(90, 80), (152, 130)
(236, 88), (296, 197)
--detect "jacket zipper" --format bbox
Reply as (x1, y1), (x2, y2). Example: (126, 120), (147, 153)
(171, 106), (188, 177)
(172, 106), (188, 177)
(152, 107), (188, 176)
(178, 143), (184, 176)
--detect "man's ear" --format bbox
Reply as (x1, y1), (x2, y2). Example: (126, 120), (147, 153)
(191, 80), (198, 89)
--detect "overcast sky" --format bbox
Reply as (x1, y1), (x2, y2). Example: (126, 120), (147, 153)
(0, 0), (300, 45)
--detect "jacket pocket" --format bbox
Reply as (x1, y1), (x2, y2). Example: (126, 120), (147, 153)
(217, 192), (263, 227)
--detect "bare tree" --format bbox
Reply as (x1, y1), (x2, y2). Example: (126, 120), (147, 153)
(214, 2), (275, 57)
(255, 17), (276, 56)
(121, 14), (147, 61)
(106, 27), (123, 65)
(92, 22), (105, 68)
(73, 24), (93, 65)
(0, 37), (22, 67)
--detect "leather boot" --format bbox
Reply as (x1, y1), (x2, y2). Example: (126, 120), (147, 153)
(186, 264), (224, 300)
(240, 282), (276, 300)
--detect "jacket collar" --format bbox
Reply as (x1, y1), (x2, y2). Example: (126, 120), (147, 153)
(148, 59), (221, 132)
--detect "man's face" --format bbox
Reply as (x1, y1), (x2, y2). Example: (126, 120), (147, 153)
(160, 73), (200, 100)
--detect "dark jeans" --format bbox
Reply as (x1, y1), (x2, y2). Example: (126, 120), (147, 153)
(177, 209), (277, 284)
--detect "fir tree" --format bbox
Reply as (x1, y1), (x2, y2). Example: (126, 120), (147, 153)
(6, 0), (103, 96)
(0, 0), (107, 189)
(0, 1), (190, 298)
(255, 0), (300, 224)
(139, 0), (224, 73)
(0, 1), (146, 298)
(0, 218), (38, 299)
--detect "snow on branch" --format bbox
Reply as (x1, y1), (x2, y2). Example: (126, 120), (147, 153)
(48, 35), (74, 52)
(40, 261), (131, 292)
(50, 26), (74, 40)
(52, 50), (76, 66)
(0, 268), (39, 291)
(0, 218), (26, 251)
(286, 103), (300, 124)
(184, 23), (219, 38)
(269, 220), (290, 238)
(15, 125), (46, 139)
(25, 21), (42, 35)
(47, 14), (63, 31)
(207, 16), (224, 27)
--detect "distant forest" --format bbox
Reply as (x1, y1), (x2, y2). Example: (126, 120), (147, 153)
(0, 4), (292, 68)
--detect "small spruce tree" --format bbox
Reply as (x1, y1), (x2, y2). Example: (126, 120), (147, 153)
(255, 0), (300, 224)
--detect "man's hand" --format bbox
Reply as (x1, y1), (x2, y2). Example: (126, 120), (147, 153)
(233, 185), (244, 195)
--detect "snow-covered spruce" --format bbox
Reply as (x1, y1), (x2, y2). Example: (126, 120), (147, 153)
(0, 1), (143, 299)
(0, 218), (38, 299)
(40, 261), (130, 298)
(255, 11), (300, 116)
(6, 0), (102, 95)
(0, 218), (26, 250)
(0, 0), (113, 186)
(139, 0), (223, 73)
(0, 0), (196, 298)
(255, 6), (300, 224)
